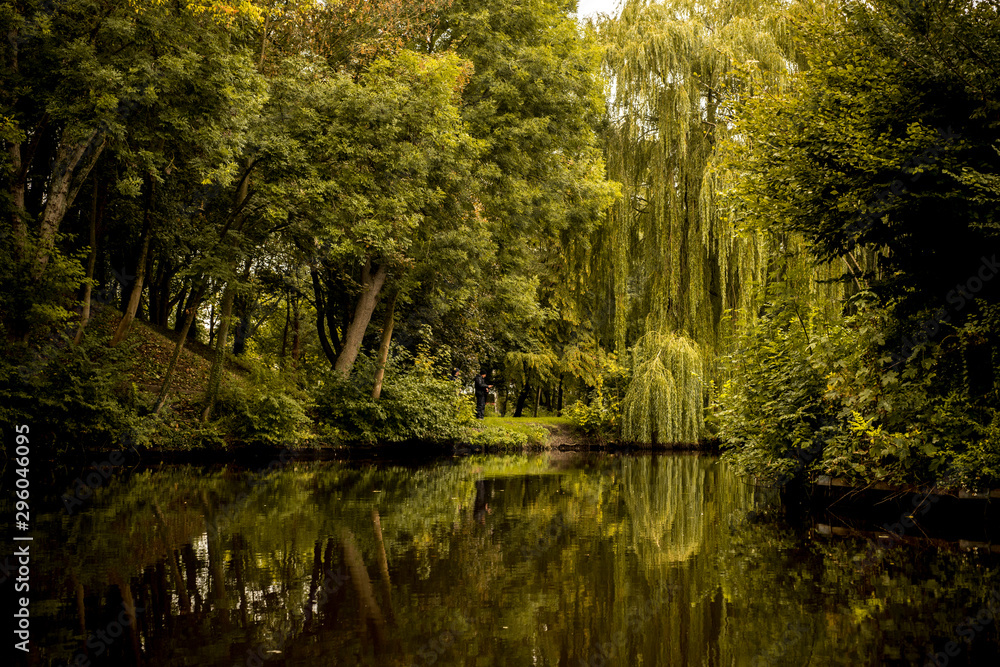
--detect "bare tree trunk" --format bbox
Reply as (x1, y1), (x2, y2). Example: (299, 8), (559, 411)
(153, 283), (205, 414)
(371, 291), (397, 400)
(33, 129), (106, 279)
(110, 180), (154, 346)
(9, 142), (25, 231)
(280, 297), (290, 362)
(334, 259), (388, 375)
(311, 266), (339, 365)
(291, 293), (301, 367)
(533, 384), (542, 417)
(208, 300), (216, 347)
(201, 281), (235, 422)
(173, 283), (189, 331)
(513, 382), (530, 417)
(74, 177), (100, 344)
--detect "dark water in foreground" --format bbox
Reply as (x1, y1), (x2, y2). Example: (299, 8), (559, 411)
(7, 452), (1000, 666)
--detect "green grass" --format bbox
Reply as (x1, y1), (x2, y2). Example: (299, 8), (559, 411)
(483, 415), (573, 428)
(460, 415), (575, 448)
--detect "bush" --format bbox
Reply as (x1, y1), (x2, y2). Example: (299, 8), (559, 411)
(214, 364), (311, 446)
(718, 293), (1000, 487)
(462, 426), (529, 448)
(564, 360), (626, 442)
(1, 327), (143, 453)
(312, 349), (463, 445)
(716, 294), (844, 484)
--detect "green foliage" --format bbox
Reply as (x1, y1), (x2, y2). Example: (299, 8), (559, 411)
(313, 350), (463, 445)
(461, 426), (530, 449)
(717, 290), (842, 483)
(560, 343), (626, 441)
(215, 371), (311, 447)
(621, 330), (704, 444)
(0, 325), (141, 452)
(720, 291), (1000, 486)
(564, 398), (616, 442)
(721, 0), (1000, 315)
(715, 0), (1000, 486)
(477, 417), (552, 447)
(0, 235), (86, 339)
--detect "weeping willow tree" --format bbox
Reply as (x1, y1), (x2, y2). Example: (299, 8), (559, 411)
(591, 0), (808, 442)
(621, 330), (703, 444)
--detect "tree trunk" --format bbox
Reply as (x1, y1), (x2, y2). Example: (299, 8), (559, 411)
(231, 308), (251, 355)
(5, 36), (49, 253)
(291, 293), (301, 367)
(334, 259), (388, 375)
(208, 301), (216, 347)
(110, 179), (154, 346)
(153, 283), (206, 414)
(371, 291), (398, 400)
(173, 284), (189, 331)
(513, 382), (530, 417)
(230, 260), (254, 355)
(201, 280), (235, 422)
(33, 128), (106, 279)
(557, 374), (564, 416)
(9, 138), (26, 242)
(280, 297), (290, 362)
(74, 177), (101, 344)
(310, 266), (339, 365)
(533, 384), (542, 417)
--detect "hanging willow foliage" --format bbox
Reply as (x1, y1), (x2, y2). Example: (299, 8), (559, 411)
(592, 0), (808, 441)
(621, 330), (703, 444)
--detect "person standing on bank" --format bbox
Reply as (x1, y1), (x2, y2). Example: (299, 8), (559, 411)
(474, 372), (492, 420)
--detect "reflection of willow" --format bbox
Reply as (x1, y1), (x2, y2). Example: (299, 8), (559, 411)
(619, 455), (748, 567)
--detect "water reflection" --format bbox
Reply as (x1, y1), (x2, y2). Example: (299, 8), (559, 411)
(17, 453), (1000, 666)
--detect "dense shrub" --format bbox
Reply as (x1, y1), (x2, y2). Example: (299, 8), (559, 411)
(312, 350), (463, 445)
(718, 294), (1000, 487)
(716, 295), (842, 483)
(1, 327), (143, 452)
(564, 361), (626, 442)
(214, 364), (311, 446)
(462, 426), (529, 448)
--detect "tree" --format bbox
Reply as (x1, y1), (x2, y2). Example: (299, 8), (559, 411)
(420, 0), (619, 401)
(305, 50), (483, 378)
(592, 0), (806, 441)
(723, 0), (1000, 316)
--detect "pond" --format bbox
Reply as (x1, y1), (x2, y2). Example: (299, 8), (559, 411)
(12, 451), (1000, 666)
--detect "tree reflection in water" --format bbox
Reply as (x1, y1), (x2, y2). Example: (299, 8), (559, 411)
(17, 453), (1000, 666)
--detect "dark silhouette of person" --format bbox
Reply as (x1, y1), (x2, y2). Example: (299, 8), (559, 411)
(473, 479), (492, 524)
(474, 372), (491, 419)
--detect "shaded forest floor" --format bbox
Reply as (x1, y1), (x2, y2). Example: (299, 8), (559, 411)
(86, 307), (591, 452)
(89, 305), (248, 424)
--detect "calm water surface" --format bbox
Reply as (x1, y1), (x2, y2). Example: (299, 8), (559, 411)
(13, 452), (1000, 666)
